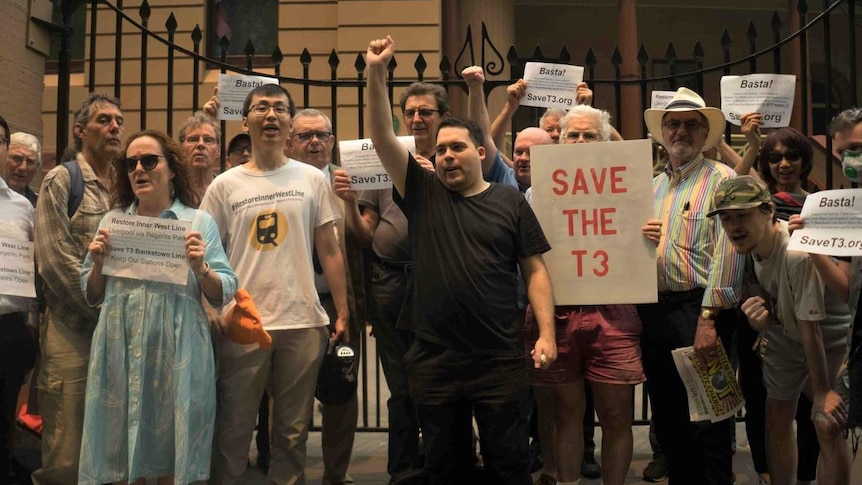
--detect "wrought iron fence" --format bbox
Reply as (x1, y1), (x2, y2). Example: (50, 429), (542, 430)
(47, 0), (859, 428)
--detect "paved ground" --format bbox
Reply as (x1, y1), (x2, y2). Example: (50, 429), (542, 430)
(242, 423), (762, 484)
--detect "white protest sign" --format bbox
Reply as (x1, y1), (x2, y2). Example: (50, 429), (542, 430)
(787, 189), (862, 256)
(530, 139), (657, 305)
(651, 90), (676, 109)
(339, 136), (416, 190)
(522, 62), (585, 110)
(0, 237), (36, 298)
(102, 214), (192, 285)
(720, 74), (796, 128)
(217, 74), (279, 120)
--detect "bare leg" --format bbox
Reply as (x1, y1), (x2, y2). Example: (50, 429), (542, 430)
(766, 398), (798, 485)
(533, 385), (557, 479)
(591, 382), (635, 485)
(813, 412), (850, 485)
(554, 379), (586, 483)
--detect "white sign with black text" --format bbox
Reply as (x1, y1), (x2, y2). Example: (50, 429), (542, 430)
(0, 237), (36, 298)
(787, 189), (862, 256)
(720, 74), (796, 128)
(102, 214), (192, 285)
(521, 62), (585, 110)
(339, 136), (416, 190)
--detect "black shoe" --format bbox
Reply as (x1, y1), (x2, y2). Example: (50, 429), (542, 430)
(643, 453), (669, 482)
(581, 453), (601, 479)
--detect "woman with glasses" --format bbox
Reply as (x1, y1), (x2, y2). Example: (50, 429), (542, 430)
(78, 130), (237, 484)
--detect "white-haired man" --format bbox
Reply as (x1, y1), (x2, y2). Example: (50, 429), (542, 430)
(527, 104), (644, 485)
(2, 132), (42, 206)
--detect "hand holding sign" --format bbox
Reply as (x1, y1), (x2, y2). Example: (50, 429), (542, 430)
(332, 169), (357, 203)
(506, 79), (527, 108)
(88, 228), (112, 267)
(203, 87), (219, 119)
(739, 112), (763, 148)
(184, 231), (207, 275)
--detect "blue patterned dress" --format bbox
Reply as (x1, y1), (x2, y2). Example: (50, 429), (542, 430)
(78, 200), (237, 484)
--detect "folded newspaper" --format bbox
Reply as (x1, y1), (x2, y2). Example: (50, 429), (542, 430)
(672, 345), (745, 422)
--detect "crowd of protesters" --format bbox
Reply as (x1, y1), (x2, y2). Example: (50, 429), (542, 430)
(0, 32), (860, 485)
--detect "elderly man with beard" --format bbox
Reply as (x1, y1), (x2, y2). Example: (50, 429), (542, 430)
(639, 87), (744, 485)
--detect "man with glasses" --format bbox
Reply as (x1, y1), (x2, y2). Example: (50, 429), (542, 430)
(638, 87), (743, 484)
(1, 132), (42, 206)
(178, 111), (222, 198)
(201, 84), (348, 485)
(34, 93), (124, 484)
(289, 108), (367, 485)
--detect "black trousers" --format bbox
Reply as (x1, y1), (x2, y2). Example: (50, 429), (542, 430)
(0, 312), (36, 479)
(406, 339), (530, 485)
(638, 290), (735, 485)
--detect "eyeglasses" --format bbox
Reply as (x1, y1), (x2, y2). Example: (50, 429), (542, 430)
(293, 131), (332, 143)
(662, 120), (704, 131)
(250, 104), (291, 117)
(9, 154), (37, 167)
(404, 108), (440, 118)
(565, 131), (599, 142)
(764, 150), (802, 164)
(122, 154), (165, 173)
(229, 145), (251, 155)
(184, 135), (218, 146)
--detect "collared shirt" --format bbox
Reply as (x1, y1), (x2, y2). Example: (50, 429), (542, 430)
(35, 154), (111, 331)
(652, 155), (743, 308)
(0, 177), (35, 315)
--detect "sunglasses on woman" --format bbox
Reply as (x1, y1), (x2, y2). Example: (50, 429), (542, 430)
(122, 154), (165, 173)
(763, 150), (802, 164)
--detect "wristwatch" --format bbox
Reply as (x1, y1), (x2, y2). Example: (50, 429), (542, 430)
(700, 309), (718, 321)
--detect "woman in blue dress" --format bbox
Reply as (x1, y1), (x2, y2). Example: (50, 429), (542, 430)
(79, 130), (237, 484)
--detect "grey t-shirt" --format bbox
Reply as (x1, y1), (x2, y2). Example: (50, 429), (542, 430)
(752, 221), (851, 349)
(357, 187), (410, 262)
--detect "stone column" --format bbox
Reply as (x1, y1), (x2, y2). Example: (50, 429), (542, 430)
(618, 0), (642, 140)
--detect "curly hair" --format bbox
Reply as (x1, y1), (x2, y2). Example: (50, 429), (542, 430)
(111, 130), (199, 209)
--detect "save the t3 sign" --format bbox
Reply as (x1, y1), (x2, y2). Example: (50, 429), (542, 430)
(530, 140), (657, 305)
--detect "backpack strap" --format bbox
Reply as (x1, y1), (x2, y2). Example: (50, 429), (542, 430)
(62, 160), (84, 218)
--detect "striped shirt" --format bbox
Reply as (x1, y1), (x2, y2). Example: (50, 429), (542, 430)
(653, 155), (743, 308)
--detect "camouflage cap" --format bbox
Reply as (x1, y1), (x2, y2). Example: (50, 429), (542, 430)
(706, 175), (772, 217)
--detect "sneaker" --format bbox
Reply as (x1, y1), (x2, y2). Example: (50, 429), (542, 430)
(534, 473), (557, 485)
(643, 453), (669, 482)
(581, 453), (602, 479)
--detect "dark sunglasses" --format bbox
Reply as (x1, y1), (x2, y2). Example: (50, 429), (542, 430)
(122, 154), (164, 173)
(763, 150), (802, 164)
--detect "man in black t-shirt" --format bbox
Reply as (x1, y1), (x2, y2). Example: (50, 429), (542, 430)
(366, 36), (557, 485)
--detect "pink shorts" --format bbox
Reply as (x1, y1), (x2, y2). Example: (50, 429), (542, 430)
(524, 305), (645, 386)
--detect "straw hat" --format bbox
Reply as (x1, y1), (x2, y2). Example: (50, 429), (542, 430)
(644, 87), (726, 151)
